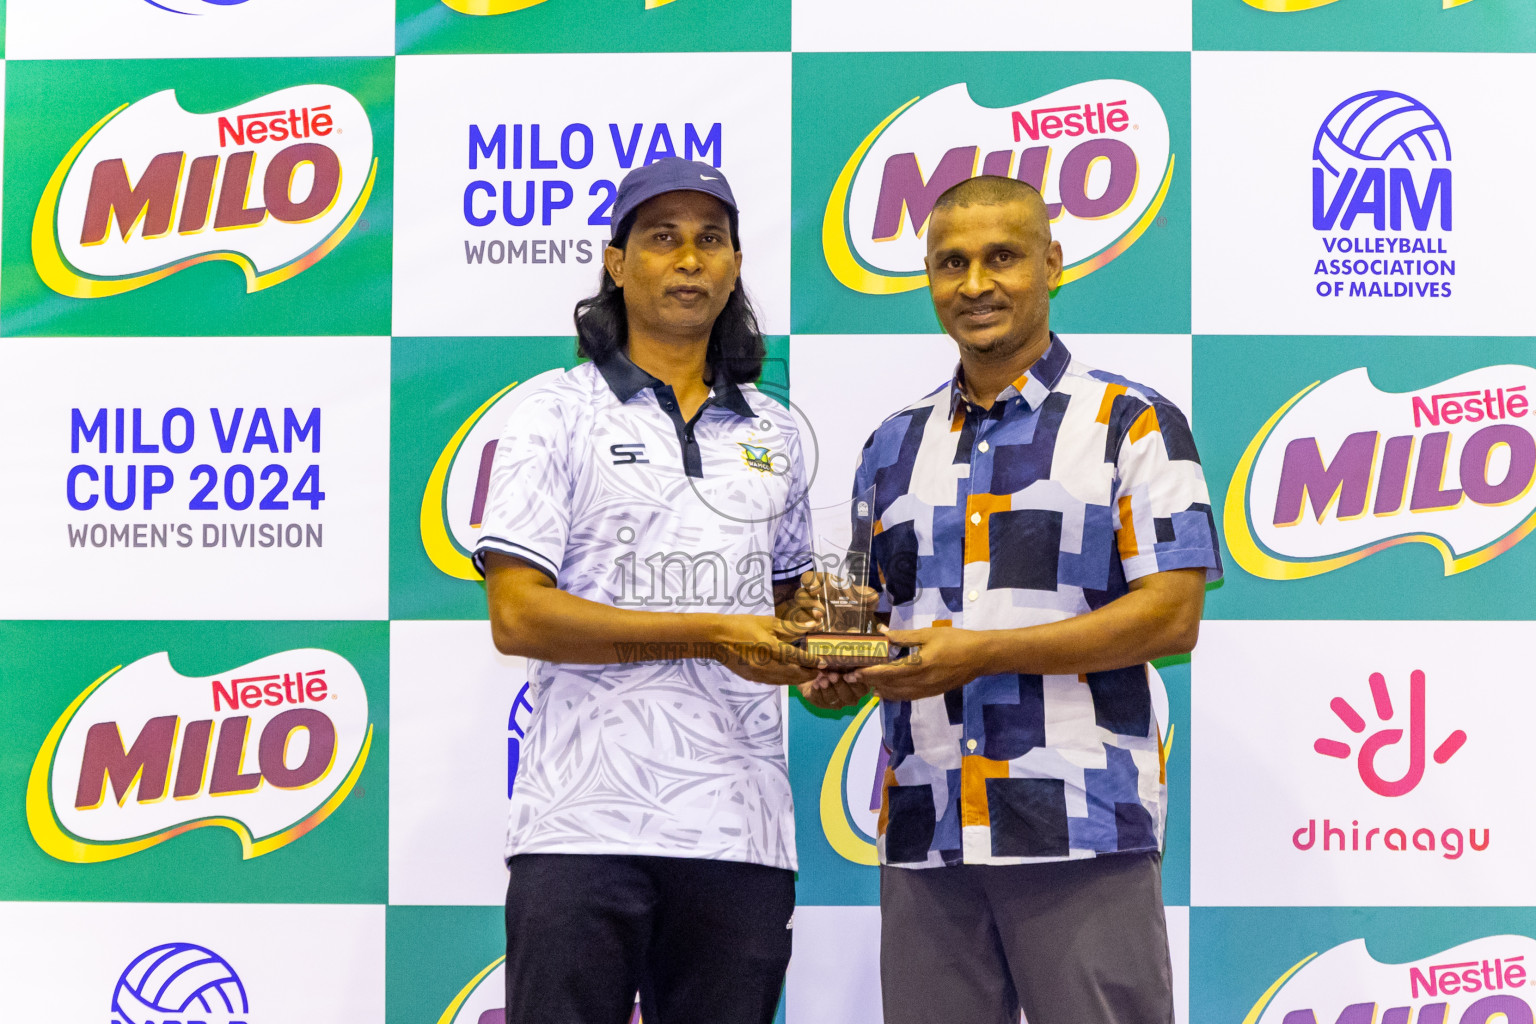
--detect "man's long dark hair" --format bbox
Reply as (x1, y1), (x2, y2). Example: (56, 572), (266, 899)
(573, 211), (766, 386)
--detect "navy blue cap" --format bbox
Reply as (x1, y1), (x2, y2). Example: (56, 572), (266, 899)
(610, 158), (738, 241)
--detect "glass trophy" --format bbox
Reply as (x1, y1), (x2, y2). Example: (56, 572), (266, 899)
(796, 485), (890, 668)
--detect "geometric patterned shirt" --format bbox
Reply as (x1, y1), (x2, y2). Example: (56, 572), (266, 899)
(854, 335), (1222, 868)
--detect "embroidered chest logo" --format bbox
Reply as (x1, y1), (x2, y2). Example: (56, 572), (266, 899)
(739, 443), (775, 474)
(610, 443), (649, 465)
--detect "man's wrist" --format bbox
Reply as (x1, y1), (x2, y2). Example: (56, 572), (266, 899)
(967, 628), (1012, 678)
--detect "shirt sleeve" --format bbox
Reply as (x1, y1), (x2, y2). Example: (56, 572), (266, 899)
(1112, 398), (1224, 584)
(472, 389), (575, 582)
(771, 425), (816, 585)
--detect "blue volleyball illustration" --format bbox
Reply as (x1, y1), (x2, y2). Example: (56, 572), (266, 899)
(142, 0), (253, 13)
(111, 943), (250, 1024)
(1313, 89), (1451, 177)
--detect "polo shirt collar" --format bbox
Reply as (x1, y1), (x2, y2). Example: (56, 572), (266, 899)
(948, 332), (1072, 416)
(594, 349), (755, 418)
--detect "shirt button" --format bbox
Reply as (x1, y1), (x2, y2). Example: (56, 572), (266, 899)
(968, 590), (979, 602)
(970, 512), (981, 525)
(978, 441), (989, 453)
(966, 739), (978, 752)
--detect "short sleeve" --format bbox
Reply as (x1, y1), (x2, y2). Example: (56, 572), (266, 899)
(771, 426), (816, 584)
(472, 389), (575, 582)
(1112, 399), (1224, 584)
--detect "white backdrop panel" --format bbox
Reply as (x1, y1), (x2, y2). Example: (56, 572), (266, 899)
(1192, 619), (1536, 906)
(0, 901), (385, 1022)
(393, 52), (792, 337)
(0, 337), (390, 620)
(1193, 51), (1536, 336)
(792, 0), (1192, 53)
(389, 618), (525, 906)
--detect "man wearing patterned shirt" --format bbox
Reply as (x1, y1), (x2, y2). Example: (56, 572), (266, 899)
(827, 175), (1221, 1024)
(474, 159), (819, 1024)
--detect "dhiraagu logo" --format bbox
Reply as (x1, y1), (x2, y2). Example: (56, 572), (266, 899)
(28, 648), (370, 863)
(823, 79), (1173, 296)
(822, 670), (1176, 864)
(420, 370), (564, 581)
(441, 0), (677, 13)
(1243, 0), (1473, 10)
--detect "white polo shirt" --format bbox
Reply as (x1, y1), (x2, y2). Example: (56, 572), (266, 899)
(473, 352), (813, 871)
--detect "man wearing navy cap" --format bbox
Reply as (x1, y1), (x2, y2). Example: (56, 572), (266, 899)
(474, 158), (817, 1024)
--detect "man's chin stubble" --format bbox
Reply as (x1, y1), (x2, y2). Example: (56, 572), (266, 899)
(956, 332), (1024, 360)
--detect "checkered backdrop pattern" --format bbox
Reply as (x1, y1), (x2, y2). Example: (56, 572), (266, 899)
(0, 2), (1534, 1023)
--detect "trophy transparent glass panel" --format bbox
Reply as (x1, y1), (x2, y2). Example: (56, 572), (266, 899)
(799, 484), (888, 666)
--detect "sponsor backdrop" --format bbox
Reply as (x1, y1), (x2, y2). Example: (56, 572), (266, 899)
(0, 2), (1532, 1023)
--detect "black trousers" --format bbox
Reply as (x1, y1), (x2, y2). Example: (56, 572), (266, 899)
(504, 853), (795, 1024)
(881, 852), (1174, 1024)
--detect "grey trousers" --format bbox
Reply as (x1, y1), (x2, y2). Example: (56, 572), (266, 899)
(880, 852), (1174, 1024)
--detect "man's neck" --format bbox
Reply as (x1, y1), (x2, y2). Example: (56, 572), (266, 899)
(627, 328), (713, 417)
(958, 330), (1052, 411)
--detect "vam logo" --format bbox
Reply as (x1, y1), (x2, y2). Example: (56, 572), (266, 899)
(1314, 669), (1467, 797)
(823, 79), (1173, 296)
(1310, 90), (1455, 300)
(441, 0), (676, 14)
(35, 84), (376, 299)
(143, 0), (255, 13)
(1225, 366), (1536, 579)
(28, 648), (371, 863)
(420, 370), (564, 581)
(112, 942), (250, 1024)
(1246, 936), (1535, 1024)
(1245, 0), (1473, 10)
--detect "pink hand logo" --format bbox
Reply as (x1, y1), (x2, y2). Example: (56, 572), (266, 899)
(1314, 670), (1467, 797)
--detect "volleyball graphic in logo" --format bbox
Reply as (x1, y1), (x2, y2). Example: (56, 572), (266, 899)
(110, 943), (250, 1024)
(143, 0), (253, 13)
(1313, 89), (1451, 178)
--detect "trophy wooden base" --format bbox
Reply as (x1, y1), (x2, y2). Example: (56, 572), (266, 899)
(799, 633), (891, 669)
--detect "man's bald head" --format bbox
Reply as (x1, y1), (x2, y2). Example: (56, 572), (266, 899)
(922, 174), (1063, 369)
(930, 175), (1052, 247)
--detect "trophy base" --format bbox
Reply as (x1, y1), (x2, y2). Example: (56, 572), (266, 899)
(799, 633), (891, 669)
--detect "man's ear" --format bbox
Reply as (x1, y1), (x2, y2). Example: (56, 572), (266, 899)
(604, 245), (625, 288)
(1046, 240), (1064, 290)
